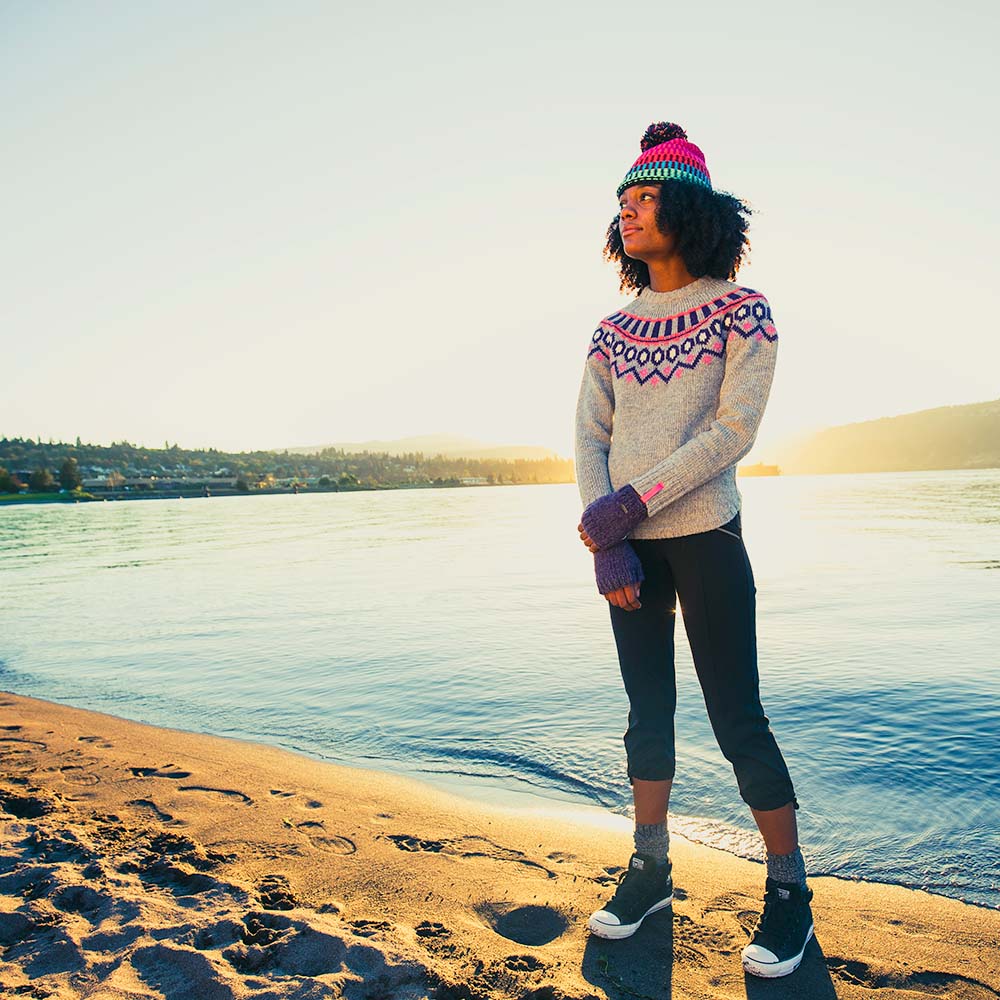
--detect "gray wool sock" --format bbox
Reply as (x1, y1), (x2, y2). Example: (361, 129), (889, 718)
(634, 820), (670, 866)
(765, 845), (808, 889)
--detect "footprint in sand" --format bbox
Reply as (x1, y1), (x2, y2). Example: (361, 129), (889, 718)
(59, 763), (100, 786)
(0, 747), (45, 774)
(178, 785), (253, 805)
(825, 955), (1000, 999)
(126, 798), (181, 825)
(545, 850), (578, 864)
(502, 954), (546, 972)
(51, 884), (110, 917)
(474, 901), (569, 947)
(242, 910), (293, 945)
(562, 852), (661, 891)
(134, 859), (219, 897)
(268, 788), (324, 810)
(415, 921), (450, 939)
(0, 735), (49, 754)
(77, 734), (114, 748)
(673, 912), (736, 965)
(379, 833), (557, 879)
(290, 819), (356, 855)
(130, 768), (253, 806)
(349, 918), (394, 938)
(258, 873), (297, 910)
(0, 743), (48, 760)
(593, 864), (626, 887)
(0, 790), (54, 819)
(129, 766), (192, 779)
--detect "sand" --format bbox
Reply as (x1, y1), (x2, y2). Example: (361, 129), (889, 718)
(1, 691), (998, 1000)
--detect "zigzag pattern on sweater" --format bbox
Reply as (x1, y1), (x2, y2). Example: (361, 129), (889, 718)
(587, 288), (778, 386)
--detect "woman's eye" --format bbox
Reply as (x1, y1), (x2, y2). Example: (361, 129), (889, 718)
(619, 193), (655, 208)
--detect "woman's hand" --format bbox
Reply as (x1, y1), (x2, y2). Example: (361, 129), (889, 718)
(584, 534), (645, 610)
(579, 522), (643, 609)
(605, 582), (642, 611)
(578, 521), (598, 553)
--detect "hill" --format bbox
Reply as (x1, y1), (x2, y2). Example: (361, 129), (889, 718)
(775, 398), (1000, 474)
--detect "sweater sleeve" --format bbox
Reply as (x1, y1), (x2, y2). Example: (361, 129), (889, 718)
(627, 298), (779, 519)
(574, 328), (615, 509)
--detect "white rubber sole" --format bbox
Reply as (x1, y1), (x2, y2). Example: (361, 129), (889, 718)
(741, 923), (814, 977)
(587, 893), (674, 940)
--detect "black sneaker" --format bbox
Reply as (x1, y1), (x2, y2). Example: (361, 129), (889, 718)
(741, 877), (815, 978)
(587, 852), (673, 939)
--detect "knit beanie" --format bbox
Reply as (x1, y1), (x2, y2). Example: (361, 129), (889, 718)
(616, 122), (712, 198)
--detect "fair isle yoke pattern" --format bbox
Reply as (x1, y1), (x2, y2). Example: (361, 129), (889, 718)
(589, 287), (777, 387)
(574, 275), (780, 539)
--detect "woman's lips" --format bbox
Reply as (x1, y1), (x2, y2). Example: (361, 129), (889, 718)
(621, 227), (641, 236)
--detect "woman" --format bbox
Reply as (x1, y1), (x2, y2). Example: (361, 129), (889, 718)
(574, 121), (814, 979)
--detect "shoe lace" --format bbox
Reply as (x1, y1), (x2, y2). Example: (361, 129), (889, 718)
(753, 886), (800, 947)
(610, 867), (642, 905)
(611, 862), (665, 908)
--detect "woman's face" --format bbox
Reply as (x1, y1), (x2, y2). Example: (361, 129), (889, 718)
(617, 184), (674, 261)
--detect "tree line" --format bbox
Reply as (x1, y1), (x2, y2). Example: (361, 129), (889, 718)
(0, 436), (575, 494)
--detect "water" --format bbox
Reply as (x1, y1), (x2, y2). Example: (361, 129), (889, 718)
(1, 470), (998, 909)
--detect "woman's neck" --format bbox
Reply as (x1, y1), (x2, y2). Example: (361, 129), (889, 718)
(646, 258), (697, 293)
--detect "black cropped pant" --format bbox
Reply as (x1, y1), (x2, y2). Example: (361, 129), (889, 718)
(608, 510), (799, 812)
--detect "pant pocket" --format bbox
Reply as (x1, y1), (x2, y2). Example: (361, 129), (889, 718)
(714, 511), (742, 540)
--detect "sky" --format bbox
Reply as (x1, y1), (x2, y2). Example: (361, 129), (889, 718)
(2, 0), (997, 461)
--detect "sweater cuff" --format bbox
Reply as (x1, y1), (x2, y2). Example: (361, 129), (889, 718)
(628, 469), (684, 519)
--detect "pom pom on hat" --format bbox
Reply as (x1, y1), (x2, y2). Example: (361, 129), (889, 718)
(640, 122), (689, 150)
(617, 121), (712, 197)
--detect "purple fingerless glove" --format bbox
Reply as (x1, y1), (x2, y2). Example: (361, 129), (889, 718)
(594, 539), (646, 596)
(581, 484), (649, 550)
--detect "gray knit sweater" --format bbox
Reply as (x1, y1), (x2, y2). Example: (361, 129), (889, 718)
(574, 274), (779, 539)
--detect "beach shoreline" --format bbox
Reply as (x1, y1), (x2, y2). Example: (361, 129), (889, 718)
(2, 690), (998, 999)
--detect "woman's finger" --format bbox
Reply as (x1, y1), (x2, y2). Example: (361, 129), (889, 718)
(605, 585), (641, 611)
(612, 587), (631, 609)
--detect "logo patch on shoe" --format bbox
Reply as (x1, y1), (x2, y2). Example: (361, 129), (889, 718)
(630, 857), (645, 870)
(776, 887), (791, 900)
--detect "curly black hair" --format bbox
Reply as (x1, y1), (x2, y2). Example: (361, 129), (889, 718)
(604, 124), (754, 294)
